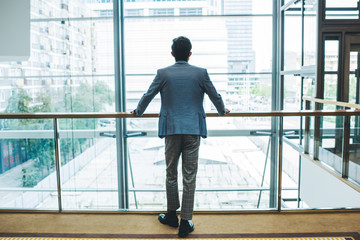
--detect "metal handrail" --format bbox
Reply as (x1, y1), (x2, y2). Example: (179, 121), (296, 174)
(303, 96), (360, 109)
(1, 110), (360, 119)
(0, 187), (298, 193)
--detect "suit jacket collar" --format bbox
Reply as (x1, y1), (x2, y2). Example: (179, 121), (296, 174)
(175, 61), (189, 65)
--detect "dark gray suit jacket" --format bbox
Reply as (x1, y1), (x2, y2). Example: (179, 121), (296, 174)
(135, 61), (225, 138)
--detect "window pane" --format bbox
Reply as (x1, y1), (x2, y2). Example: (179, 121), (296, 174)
(281, 140), (300, 209)
(349, 52), (359, 104)
(324, 40), (339, 72)
(0, 0), (116, 211)
(125, 1), (274, 210)
(0, 2), (115, 114)
(323, 73), (338, 152)
(304, 0), (317, 66)
(283, 7), (302, 71)
(0, 119), (57, 210)
(325, 0), (360, 19)
(350, 114), (360, 186)
(349, 51), (360, 186)
(57, 118), (118, 210)
(31, 0), (114, 19)
(127, 119), (274, 210)
(284, 75), (302, 146)
(303, 77), (315, 97)
(284, 75), (301, 111)
(326, 0), (359, 7)
(125, 16), (272, 115)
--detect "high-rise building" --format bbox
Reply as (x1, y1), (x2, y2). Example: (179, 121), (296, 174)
(222, 0), (258, 99)
(0, 0), (96, 112)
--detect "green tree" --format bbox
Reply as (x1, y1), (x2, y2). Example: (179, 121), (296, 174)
(4, 90), (53, 128)
(4, 89), (31, 129)
(250, 84), (271, 98)
(65, 81), (114, 130)
(4, 81), (114, 186)
(71, 81), (114, 112)
(5, 89), (32, 113)
(3, 89), (55, 186)
(32, 92), (52, 112)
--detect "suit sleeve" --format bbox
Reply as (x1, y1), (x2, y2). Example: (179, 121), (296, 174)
(135, 70), (163, 116)
(202, 69), (226, 116)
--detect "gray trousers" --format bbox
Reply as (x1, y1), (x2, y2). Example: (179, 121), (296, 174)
(165, 134), (200, 220)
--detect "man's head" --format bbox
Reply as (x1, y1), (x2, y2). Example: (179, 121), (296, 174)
(171, 36), (192, 62)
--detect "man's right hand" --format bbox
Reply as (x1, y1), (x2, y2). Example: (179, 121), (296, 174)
(225, 108), (230, 115)
(130, 110), (136, 115)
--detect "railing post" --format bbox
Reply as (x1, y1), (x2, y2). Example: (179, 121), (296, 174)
(277, 116), (283, 212)
(304, 100), (310, 154)
(342, 115), (351, 178)
(313, 102), (322, 160)
(53, 118), (63, 212)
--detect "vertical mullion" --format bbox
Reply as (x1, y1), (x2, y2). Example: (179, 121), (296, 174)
(299, 0), (305, 145)
(314, 1), (325, 161)
(335, 33), (345, 155)
(114, 0), (128, 210)
(297, 0), (305, 208)
(341, 34), (351, 179)
(354, 52), (360, 144)
(304, 100), (311, 154)
(270, 0), (281, 209)
(120, 0), (129, 209)
(277, 116), (283, 212)
(54, 118), (62, 212)
(342, 115), (350, 178)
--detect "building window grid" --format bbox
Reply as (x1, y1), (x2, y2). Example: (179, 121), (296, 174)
(179, 7), (203, 15)
(149, 8), (175, 16)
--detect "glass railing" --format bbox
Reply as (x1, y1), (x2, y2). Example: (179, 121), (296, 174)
(0, 109), (360, 212)
(303, 97), (360, 184)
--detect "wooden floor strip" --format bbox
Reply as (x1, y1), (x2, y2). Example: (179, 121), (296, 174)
(0, 233), (359, 240)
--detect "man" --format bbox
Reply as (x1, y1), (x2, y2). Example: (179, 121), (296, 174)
(131, 36), (229, 237)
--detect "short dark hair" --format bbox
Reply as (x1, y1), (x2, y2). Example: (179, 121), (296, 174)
(171, 36), (192, 61)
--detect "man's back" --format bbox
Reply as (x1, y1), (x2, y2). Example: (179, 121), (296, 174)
(159, 61), (206, 118)
(135, 61), (225, 138)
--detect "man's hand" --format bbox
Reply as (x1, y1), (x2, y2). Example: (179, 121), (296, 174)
(130, 109), (136, 115)
(225, 108), (230, 115)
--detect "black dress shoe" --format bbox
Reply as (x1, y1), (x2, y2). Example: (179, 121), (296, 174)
(178, 219), (194, 238)
(158, 213), (179, 227)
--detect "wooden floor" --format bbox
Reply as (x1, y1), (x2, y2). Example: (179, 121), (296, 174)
(0, 211), (360, 234)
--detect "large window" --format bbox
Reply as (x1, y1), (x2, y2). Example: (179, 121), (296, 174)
(280, 0), (360, 210)
(1, 0), (359, 212)
(0, 0), (115, 210)
(124, 0), (274, 210)
(0, 0), (276, 211)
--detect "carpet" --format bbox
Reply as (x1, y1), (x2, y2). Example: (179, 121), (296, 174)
(0, 232), (359, 240)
